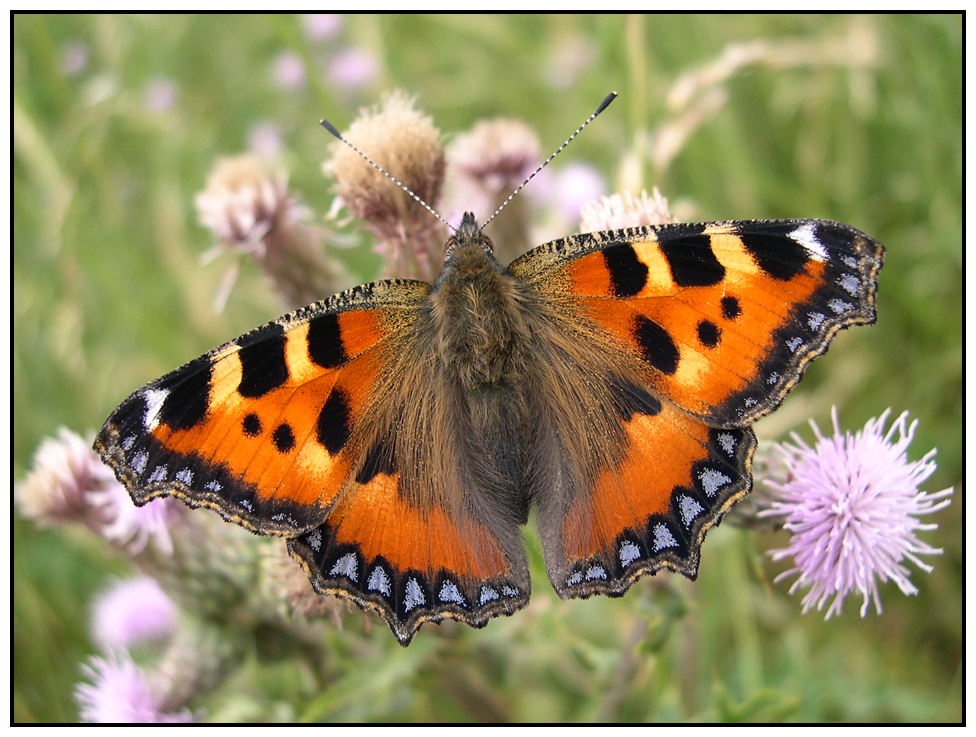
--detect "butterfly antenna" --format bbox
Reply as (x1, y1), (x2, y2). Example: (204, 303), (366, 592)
(320, 118), (456, 232)
(481, 91), (618, 230)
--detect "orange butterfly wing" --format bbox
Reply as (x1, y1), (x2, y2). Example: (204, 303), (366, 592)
(509, 219), (883, 597)
(289, 468), (529, 644)
(96, 278), (531, 645)
(96, 282), (415, 535)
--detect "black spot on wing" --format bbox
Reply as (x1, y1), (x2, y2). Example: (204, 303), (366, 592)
(697, 320), (720, 348)
(608, 378), (662, 422)
(721, 296), (741, 320)
(658, 234), (725, 287)
(736, 227), (810, 281)
(308, 313), (347, 369)
(356, 438), (396, 484)
(317, 387), (351, 455)
(108, 392), (150, 438)
(236, 324), (289, 398)
(158, 356), (212, 431)
(634, 316), (679, 375)
(242, 413), (262, 437)
(272, 423), (296, 453)
(602, 243), (648, 298)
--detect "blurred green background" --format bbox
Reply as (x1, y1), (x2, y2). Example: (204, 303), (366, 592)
(14, 14), (961, 722)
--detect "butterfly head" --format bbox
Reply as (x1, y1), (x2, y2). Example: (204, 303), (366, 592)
(440, 211), (500, 283)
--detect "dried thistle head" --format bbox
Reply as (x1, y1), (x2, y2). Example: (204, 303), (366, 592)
(445, 118), (541, 260)
(324, 91), (447, 280)
(449, 118), (540, 199)
(195, 155), (343, 310)
(579, 187), (675, 232)
(196, 155), (299, 250)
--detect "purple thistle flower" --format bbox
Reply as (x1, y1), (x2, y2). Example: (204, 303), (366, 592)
(303, 13), (342, 40)
(548, 162), (606, 224)
(328, 47), (379, 89)
(247, 121), (284, 158)
(759, 408), (953, 619)
(17, 428), (115, 527)
(60, 40), (89, 76)
(143, 78), (178, 112)
(75, 651), (195, 723)
(17, 427), (181, 554)
(87, 478), (181, 555)
(91, 577), (178, 650)
(272, 52), (306, 89)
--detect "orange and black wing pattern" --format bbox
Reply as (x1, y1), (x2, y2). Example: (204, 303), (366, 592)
(510, 219), (883, 598)
(96, 281), (423, 537)
(95, 277), (531, 645)
(96, 214), (882, 642)
(288, 445), (531, 644)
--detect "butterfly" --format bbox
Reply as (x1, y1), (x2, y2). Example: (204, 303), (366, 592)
(94, 99), (884, 646)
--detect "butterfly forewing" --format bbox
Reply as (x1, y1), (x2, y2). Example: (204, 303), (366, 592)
(95, 280), (426, 535)
(511, 219), (883, 426)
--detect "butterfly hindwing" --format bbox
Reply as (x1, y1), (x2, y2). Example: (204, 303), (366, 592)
(510, 219), (882, 598)
(289, 470), (530, 646)
(536, 384), (755, 598)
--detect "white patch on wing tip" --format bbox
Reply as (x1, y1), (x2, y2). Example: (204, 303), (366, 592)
(838, 273), (860, 296)
(679, 495), (705, 526)
(306, 529), (322, 552)
(808, 312), (826, 330)
(148, 465), (168, 483)
(585, 565), (607, 581)
(130, 451), (148, 475)
(619, 540), (641, 567)
(699, 468), (732, 497)
(653, 523), (678, 551)
(789, 222), (828, 262)
(141, 388), (170, 431)
(829, 298), (852, 314)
